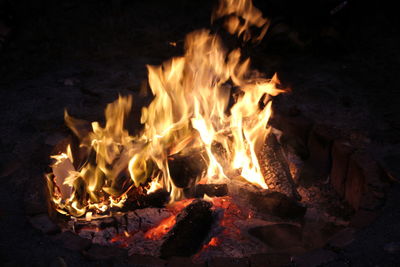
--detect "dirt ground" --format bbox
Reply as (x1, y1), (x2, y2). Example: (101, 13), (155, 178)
(0, 0), (399, 266)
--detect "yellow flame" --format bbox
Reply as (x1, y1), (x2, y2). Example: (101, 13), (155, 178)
(47, 0), (285, 217)
(212, 0), (270, 42)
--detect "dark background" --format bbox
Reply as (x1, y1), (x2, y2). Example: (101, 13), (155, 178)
(1, 0), (400, 266)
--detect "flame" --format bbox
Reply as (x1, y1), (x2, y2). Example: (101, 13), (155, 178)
(46, 0), (285, 217)
(212, 0), (270, 42)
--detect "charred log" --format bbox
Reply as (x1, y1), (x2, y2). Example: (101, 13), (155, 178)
(121, 189), (169, 212)
(160, 200), (213, 258)
(260, 133), (300, 200)
(168, 149), (207, 188)
(184, 184), (228, 198)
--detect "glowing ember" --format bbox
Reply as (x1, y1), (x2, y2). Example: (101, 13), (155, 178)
(144, 198), (193, 240)
(144, 215), (176, 240)
(46, 0), (285, 219)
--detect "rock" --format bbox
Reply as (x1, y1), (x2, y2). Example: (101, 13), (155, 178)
(384, 242), (400, 254)
(44, 133), (68, 146)
(345, 153), (366, 210)
(63, 78), (80, 87)
(302, 221), (342, 249)
(29, 214), (60, 234)
(248, 224), (302, 249)
(327, 227), (355, 248)
(250, 191), (306, 219)
(167, 257), (206, 267)
(128, 254), (167, 267)
(250, 253), (292, 267)
(304, 207), (320, 222)
(270, 113), (313, 153)
(49, 257), (68, 267)
(330, 140), (355, 197)
(52, 231), (91, 251)
(208, 257), (249, 267)
(293, 249), (337, 267)
(298, 125), (338, 186)
(350, 209), (378, 228)
(381, 153), (400, 183)
(345, 151), (389, 210)
(24, 179), (49, 216)
(359, 192), (384, 211)
(83, 244), (127, 261)
(0, 153), (21, 178)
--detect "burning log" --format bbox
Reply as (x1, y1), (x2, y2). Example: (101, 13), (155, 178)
(260, 133), (300, 200)
(122, 189), (170, 211)
(160, 200), (214, 258)
(168, 149), (207, 188)
(229, 177), (306, 220)
(193, 183), (228, 197)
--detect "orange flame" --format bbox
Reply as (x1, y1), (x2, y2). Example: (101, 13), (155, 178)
(46, 0), (285, 217)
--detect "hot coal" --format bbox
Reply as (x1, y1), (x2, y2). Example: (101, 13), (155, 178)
(160, 200), (214, 258)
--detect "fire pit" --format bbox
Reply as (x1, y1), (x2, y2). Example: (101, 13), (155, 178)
(25, 0), (391, 266)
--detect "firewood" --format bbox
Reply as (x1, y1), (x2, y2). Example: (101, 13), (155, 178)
(260, 133), (300, 200)
(160, 200), (213, 258)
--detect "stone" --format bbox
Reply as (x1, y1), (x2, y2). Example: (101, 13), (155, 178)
(44, 133), (68, 146)
(49, 257), (68, 267)
(330, 140), (355, 197)
(327, 227), (355, 248)
(359, 192), (384, 211)
(270, 113), (313, 151)
(346, 151), (390, 211)
(280, 134), (309, 160)
(83, 244), (127, 261)
(381, 153), (400, 183)
(250, 191), (306, 219)
(350, 209), (378, 228)
(52, 231), (91, 251)
(298, 125), (338, 186)
(128, 254), (167, 267)
(293, 249), (337, 267)
(208, 257), (249, 267)
(63, 78), (80, 87)
(345, 153), (366, 210)
(167, 257), (206, 267)
(250, 253), (291, 267)
(0, 153), (21, 178)
(248, 224), (302, 249)
(384, 242), (400, 254)
(29, 214), (60, 234)
(24, 181), (49, 216)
